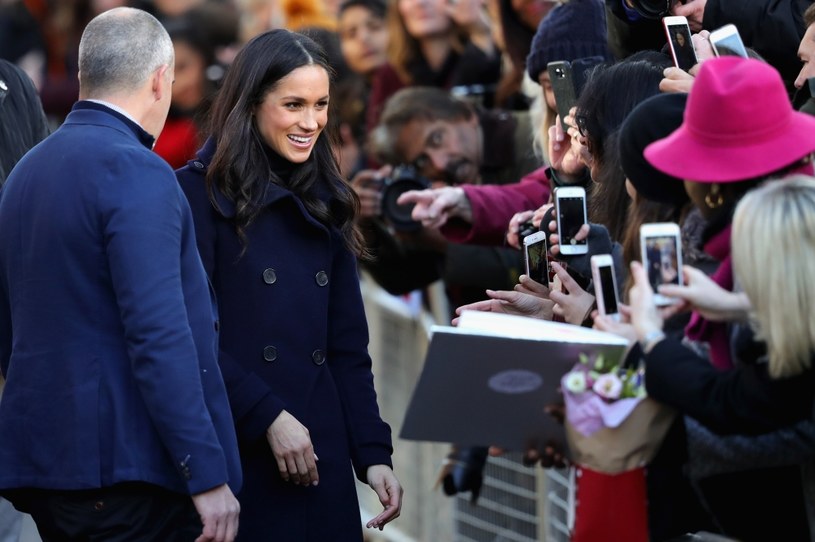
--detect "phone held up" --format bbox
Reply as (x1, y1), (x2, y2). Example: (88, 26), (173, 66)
(524, 231), (551, 287)
(555, 186), (588, 256)
(547, 61), (577, 133)
(590, 254), (620, 321)
(709, 24), (749, 58)
(639, 222), (683, 306)
(662, 15), (698, 72)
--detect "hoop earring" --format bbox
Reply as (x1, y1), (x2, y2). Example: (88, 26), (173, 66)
(705, 184), (724, 209)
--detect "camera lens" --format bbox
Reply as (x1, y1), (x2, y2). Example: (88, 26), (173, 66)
(380, 165), (432, 231)
(628, 0), (671, 18)
(519, 221), (538, 240)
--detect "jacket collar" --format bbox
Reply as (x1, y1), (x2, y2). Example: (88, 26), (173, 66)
(69, 101), (155, 149)
(190, 137), (330, 233)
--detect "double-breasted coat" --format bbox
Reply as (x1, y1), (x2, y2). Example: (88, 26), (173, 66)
(176, 139), (393, 541)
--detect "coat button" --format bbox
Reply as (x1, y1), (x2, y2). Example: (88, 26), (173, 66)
(263, 346), (278, 362)
(192, 161), (204, 169)
(315, 271), (328, 287)
(311, 349), (326, 366)
(262, 268), (277, 284)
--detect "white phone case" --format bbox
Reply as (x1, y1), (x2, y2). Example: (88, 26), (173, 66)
(555, 187), (588, 256)
(640, 222), (683, 306)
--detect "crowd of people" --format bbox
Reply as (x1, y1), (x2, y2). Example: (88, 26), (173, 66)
(2, 0), (815, 541)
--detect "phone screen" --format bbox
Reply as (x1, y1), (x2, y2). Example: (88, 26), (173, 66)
(597, 264), (619, 315)
(526, 239), (549, 285)
(643, 235), (680, 292)
(558, 196), (587, 248)
(666, 23), (697, 71)
(713, 33), (748, 58)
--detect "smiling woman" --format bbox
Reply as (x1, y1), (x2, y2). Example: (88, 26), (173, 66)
(175, 29), (402, 542)
(255, 65), (330, 163)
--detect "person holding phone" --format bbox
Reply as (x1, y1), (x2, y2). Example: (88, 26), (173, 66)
(176, 30), (402, 541)
(600, 177), (815, 542)
(670, 0), (811, 84)
(606, 56), (815, 542)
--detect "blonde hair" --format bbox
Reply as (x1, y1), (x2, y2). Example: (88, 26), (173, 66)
(732, 175), (815, 378)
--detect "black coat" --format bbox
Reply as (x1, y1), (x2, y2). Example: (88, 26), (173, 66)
(177, 140), (393, 541)
(644, 337), (815, 435)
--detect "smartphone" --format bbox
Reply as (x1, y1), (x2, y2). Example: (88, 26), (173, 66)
(590, 254), (620, 320)
(524, 231), (550, 286)
(555, 186), (588, 256)
(662, 16), (698, 72)
(639, 222), (683, 306)
(710, 24), (749, 58)
(547, 61), (577, 133)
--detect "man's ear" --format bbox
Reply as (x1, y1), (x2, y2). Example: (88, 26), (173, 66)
(153, 64), (170, 101)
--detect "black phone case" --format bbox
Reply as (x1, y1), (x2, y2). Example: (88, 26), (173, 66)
(547, 61), (577, 133)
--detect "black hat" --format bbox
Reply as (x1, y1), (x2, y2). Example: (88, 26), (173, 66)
(619, 93), (689, 206)
(526, 0), (612, 82)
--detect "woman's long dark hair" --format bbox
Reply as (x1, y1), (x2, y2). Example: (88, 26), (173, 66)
(206, 29), (364, 255)
(576, 51), (673, 242)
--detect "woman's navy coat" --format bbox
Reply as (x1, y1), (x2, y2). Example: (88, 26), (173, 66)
(176, 139), (393, 541)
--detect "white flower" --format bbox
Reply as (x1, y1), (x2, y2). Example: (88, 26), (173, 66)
(592, 373), (623, 400)
(564, 371), (587, 394)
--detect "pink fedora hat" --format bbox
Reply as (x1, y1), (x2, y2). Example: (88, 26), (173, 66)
(645, 57), (815, 183)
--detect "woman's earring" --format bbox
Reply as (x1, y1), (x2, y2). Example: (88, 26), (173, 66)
(705, 184), (724, 209)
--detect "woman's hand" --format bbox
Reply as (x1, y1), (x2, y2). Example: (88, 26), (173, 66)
(515, 274), (552, 299)
(627, 261), (664, 342)
(545, 219), (590, 257)
(548, 116), (585, 178)
(658, 265), (751, 322)
(266, 410), (319, 486)
(452, 286), (554, 324)
(548, 261), (595, 325)
(365, 465), (403, 531)
(692, 30), (715, 63)
(592, 307), (637, 346)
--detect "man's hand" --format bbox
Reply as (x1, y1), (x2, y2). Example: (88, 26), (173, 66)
(671, 0), (707, 32)
(266, 410), (319, 486)
(365, 465), (403, 531)
(397, 186), (472, 229)
(192, 483), (240, 542)
(350, 166), (391, 220)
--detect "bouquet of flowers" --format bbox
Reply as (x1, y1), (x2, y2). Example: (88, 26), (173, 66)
(561, 353), (675, 542)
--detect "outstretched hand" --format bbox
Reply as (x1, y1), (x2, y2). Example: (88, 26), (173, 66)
(397, 186), (471, 229)
(657, 265), (750, 322)
(452, 284), (554, 325)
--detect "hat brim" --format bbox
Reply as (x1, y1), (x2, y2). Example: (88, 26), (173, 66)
(644, 112), (815, 183)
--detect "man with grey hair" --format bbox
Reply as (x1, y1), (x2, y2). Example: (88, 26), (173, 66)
(0, 7), (241, 542)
